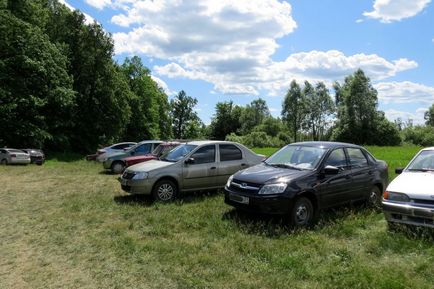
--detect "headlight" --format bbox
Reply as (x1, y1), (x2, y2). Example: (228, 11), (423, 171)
(258, 183), (287, 195)
(226, 175), (233, 188)
(132, 172), (149, 180)
(383, 191), (410, 202)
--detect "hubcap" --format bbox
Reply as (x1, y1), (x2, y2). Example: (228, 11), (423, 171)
(157, 184), (174, 201)
(113, 163), (124, 173)
(295, 204), (309, 224)
(370, 191), (379, 206)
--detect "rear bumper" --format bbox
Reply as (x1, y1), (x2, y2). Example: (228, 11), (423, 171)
(224, 187), (292, 215)
(10, 158), (31, 164)
(382, 200), (434, 228)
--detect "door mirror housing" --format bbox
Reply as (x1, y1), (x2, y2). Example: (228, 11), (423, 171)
(395, 167), (404, 174)
(185, 157), (195, 165)
(323, 165), (340, 175)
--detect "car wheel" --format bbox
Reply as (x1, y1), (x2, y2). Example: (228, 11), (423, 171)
(111, 161), (125, 174)
(1, 159), (7, 165)
(368, 186), (382, 209)
(290, 197), (314, 228)
(152, 179), (177, 202)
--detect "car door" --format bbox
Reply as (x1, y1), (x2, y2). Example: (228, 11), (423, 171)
(182, 145), (218, 190)
(346, 147), (373, 201)
(216, 144), (246, 186)
(318, 148), (355, 208)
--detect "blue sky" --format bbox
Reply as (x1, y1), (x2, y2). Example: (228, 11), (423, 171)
(62, 0), (434, 125)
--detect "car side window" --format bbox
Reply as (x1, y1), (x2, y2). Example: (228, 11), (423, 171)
(347, 148), (369, 168)
(191, 145), (216, 164)
(220, 144), (242, 161)
(135, 144), (151, 153)
(324, 148), (348, 170)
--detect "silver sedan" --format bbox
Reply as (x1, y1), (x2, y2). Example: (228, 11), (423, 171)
(0, 148), (31, 165)
(119, 141), (265, 202)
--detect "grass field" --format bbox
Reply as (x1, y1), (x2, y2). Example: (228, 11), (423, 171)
(1, 146), (433, 289)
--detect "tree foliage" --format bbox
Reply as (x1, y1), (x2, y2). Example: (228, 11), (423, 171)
(282, 80), (306, 142)
(170, 90), (201, 139)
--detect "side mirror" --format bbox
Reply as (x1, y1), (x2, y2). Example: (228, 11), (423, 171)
(395, 167), (404, 174)
(323, 165), (340, 175)
(185, 158), (195, 165)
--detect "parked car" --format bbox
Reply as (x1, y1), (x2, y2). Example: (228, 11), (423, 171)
(102, 141), (162, 173)
(383, 147), (434, 229)
(87, 142), (136, 161)
(0, 148), (31, 165)
(119, 141), (265, 201)
(123, 142), (181, 168)
(224, 142), (388, 227)
(21, 149), (45, 165)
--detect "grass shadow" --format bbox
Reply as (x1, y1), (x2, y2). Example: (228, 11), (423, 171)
(175, 189), (222, 204)
(388, 223), (434, 241)
(99, 170), (118, 175)
(113, 194), (155, 207)
(46, 152), (85, 162)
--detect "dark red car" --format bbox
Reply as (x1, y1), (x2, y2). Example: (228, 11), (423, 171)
(123, 142), (181, 168)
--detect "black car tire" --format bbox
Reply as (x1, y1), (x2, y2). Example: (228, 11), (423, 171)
(368, 186), (382, 209)
(152, 179), (177, 202)
(111, 161), (125, 174)
(290, 196), (314, 228)
(1, 159), (7, 165)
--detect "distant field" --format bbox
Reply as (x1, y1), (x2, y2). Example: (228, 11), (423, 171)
(1, 146), (433, 289)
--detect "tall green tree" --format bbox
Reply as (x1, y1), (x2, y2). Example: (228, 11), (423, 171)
(303, 81), (335, 140)
(240, 98), (270, 134)
(332, 69), (400, 145)
(209, 101), (243, 140)
(282, 80), (306, 142)
(0, 8), (75, 148)
(170, 91), (201, 139)
(424, 104), (434, 127)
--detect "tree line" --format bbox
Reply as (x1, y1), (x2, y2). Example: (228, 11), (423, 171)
(2, 0), (433, 152)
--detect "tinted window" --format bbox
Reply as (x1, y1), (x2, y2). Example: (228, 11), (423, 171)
(135, 144), (152, 153)
(115, 143), (133, 149)
(324, 148), (348, 169)
(220, 144), (242, 161)
(347, 148), (368, 168)
(191, 145), (216, 164)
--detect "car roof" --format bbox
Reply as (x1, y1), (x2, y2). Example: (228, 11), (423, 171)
(184, 140), (243, 146)
(289, 141), (363, 149)
(420, 147), (434, 151)
(137, 140), (163, 145)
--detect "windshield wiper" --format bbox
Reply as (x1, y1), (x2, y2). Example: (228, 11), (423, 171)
(269, 163), (302, 170)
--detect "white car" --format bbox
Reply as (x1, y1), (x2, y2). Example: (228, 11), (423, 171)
(0, 148), (31, 165)
(382, 147), (434, 229)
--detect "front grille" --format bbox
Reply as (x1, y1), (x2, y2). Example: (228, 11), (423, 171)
(229, 179), (261, 194)
(411, 198), (434, 207)
(122, 172), (135, 179)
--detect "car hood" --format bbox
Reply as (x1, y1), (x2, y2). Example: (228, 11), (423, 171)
(387, 172), (434, 199)
(233, 163), (308, 184)
(127, 160), (174, 172)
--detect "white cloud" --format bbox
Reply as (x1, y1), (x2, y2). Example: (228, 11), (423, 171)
(84, 0), (112, 10)
(150, 75), (175, 96)
(363, 0), (431, 23)
(384, 109), (425, 125)
(106, 1), (418, 96)
(58, 0), (95, 24)
(375, 81), (434, 104)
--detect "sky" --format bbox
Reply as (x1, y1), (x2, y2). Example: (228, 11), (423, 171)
(62, 0), (434, 125)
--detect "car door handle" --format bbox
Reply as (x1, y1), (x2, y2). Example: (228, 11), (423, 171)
(210, 167), (216, 170)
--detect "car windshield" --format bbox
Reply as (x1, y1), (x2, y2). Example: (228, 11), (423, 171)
(161, 144), (197, 162)
(265, 145), (327, 170)
(407, 150), (434, 172)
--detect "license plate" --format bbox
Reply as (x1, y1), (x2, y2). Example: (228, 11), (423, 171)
(229, 194), (249, 204)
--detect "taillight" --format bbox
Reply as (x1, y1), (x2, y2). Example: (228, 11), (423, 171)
(383, 191), (388, 199)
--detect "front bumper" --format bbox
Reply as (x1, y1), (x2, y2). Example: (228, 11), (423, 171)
(118, 177), (153, 195)
(382, 200), (434, 228)
(224, 187), (292, 215)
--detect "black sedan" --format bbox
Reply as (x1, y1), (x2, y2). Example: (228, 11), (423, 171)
(224, 142), (388, 227)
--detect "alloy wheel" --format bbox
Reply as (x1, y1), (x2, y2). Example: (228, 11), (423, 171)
(157, 183), (174, 201)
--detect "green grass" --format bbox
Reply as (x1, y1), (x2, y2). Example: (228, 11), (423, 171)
(1, 146), (433, 289)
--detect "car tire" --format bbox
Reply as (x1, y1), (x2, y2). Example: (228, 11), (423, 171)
(152, 179), (177, 202)
(289, 196), (314, 228)
(1, 159), (7, 165)
(368, 186), (382, 209)
(111, 161), (125, 174)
